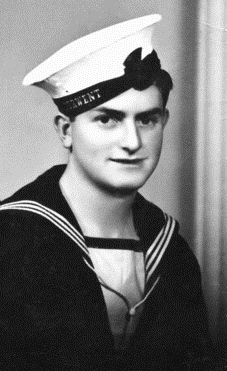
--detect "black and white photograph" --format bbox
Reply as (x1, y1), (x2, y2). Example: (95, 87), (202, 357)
(0, 0), (226, 369)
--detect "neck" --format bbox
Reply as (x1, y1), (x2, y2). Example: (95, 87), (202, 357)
(59, 162), (138, 239)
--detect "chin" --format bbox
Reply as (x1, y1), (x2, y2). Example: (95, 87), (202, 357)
(100, 179), (146, 196)
(104, 185), (137, 197)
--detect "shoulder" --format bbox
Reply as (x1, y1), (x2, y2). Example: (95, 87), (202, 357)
(0, 193), (75, 295)
(0, 164), (66, 206)
(0, 164), (67, 240)
(137, 192), (196, 255)
(136, 193), (201, 282)
(0, 167), (63, 257)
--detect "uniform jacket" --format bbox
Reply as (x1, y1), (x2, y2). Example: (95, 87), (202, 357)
(0, 165), (216, 370)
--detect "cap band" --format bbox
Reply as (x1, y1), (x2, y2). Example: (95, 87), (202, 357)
(53, 48), (161, 116)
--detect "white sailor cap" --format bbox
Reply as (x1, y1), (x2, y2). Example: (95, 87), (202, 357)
(23, 14), (162, 116)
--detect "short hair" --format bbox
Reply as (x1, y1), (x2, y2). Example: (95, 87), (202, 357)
(152, 69), (173, 108)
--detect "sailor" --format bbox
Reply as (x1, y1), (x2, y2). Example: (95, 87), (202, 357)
(0, 14), (216, 370)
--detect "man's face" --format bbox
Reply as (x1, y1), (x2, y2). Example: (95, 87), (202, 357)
(69, 85), (169, 194)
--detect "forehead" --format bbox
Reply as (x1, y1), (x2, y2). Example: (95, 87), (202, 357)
(100, 85), (162, 112)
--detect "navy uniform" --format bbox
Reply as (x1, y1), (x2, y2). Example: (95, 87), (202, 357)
(0, 15), (217, 370)
(0, 165), (215, 370)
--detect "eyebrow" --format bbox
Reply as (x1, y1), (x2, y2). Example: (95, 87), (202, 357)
(92, 107), (164, 119)
(136, 108), (164, 120)
(92, 108), (126, 119)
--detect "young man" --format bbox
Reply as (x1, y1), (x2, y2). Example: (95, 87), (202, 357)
(0, 14), (216, 370)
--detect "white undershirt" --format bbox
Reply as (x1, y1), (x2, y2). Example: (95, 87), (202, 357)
(88, 246), (145, 349)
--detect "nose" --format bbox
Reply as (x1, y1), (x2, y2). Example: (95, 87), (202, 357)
(120, 119), (142, 154)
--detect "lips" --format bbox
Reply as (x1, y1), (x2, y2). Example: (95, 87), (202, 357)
(111, 158), (144, 164)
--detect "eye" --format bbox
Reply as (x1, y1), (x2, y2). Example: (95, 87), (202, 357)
(138, 115), (160, 126)
(95, 115), (119, 127)
(99, 115), (111, 124)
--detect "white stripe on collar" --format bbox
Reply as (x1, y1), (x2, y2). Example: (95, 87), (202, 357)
(0, 201), (176, 293)
(0, 200), (91, 262)
(145, 214), (176, 282)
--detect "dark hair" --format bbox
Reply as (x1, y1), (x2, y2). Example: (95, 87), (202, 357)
(123, 49), (173, 109)
(151, 69), (173, 109)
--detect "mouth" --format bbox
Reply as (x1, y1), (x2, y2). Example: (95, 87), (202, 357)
(110, 158), (145, 164)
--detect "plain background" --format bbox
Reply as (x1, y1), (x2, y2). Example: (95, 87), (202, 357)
(0, 0), (197, 245)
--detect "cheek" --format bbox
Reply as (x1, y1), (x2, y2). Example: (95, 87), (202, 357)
(144, 129), (164, 156)
(72, 128), (110, 158)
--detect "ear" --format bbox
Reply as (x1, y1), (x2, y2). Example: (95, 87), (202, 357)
(162, 108), (169, 129)
(54, 115), (73, 149)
